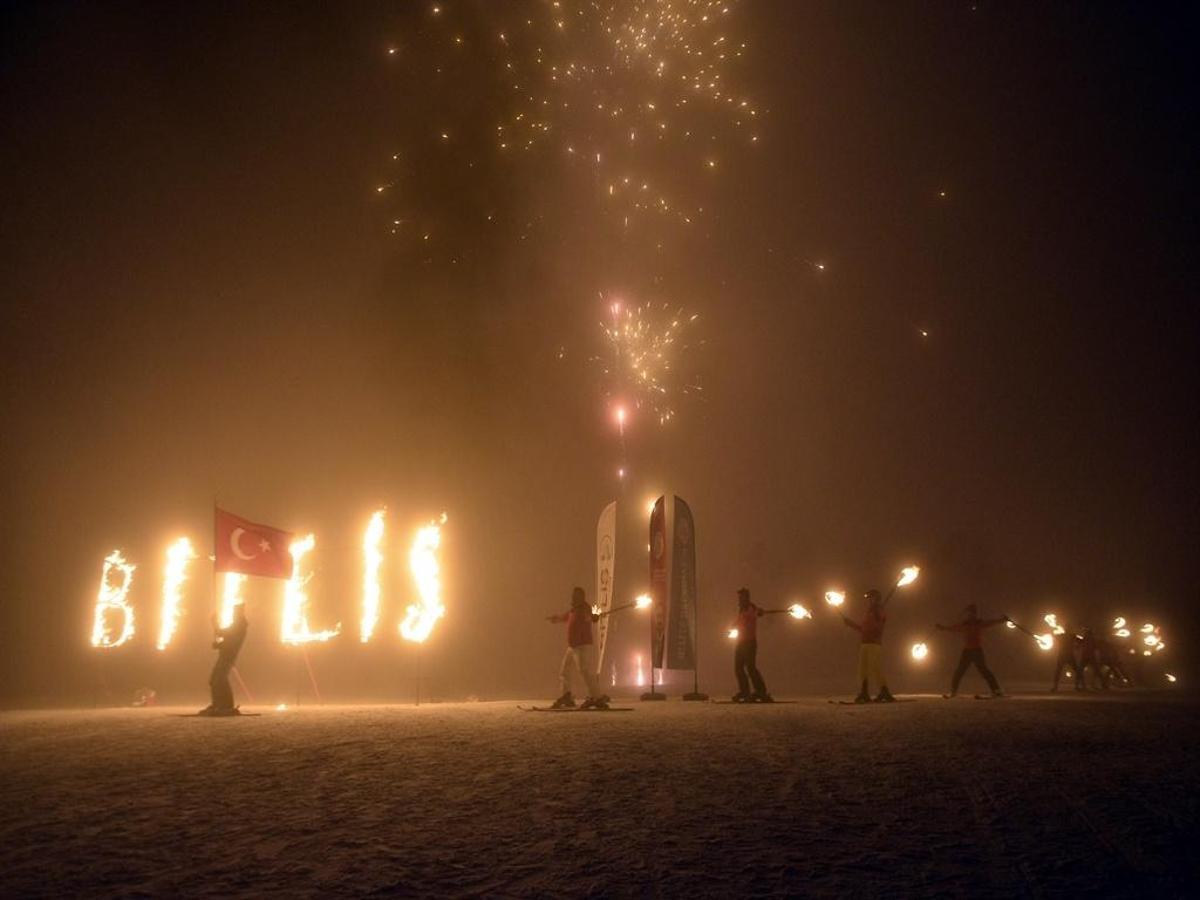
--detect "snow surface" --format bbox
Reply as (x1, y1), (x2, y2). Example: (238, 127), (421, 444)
(1, 694), (1196, 897)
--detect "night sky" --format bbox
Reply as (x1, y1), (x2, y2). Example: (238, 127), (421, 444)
(1, 1), (1195, 704)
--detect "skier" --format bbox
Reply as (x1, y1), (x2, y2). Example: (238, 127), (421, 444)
(546, 587), (607, 709)
(1098, 636), (1130, 687)
(201, 604), (248, 716)
(936, 604), (1006, 698)
(842, 589), (895, 702)
(1078, 627), (1108, 690)
(731, 587), (773, 702)
(1051, 627), (1083, 692)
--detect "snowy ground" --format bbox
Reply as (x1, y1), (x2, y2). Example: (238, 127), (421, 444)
(1, 693), (1196, 897)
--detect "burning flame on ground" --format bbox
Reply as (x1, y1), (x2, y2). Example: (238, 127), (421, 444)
(282, 534), (341, 644)
(896, 566), (920, 587)
(219, 573), (246, 628)
(824, 590), (845, 608)
(275, 703), (289, 711)
(400, 514), (447, 643)
(911, 642), (929, 661)
(156, 537), (196, 650)
(361, 509), (385, 642)
(788, 603), (811, 620)
(91, 550), (136, 648)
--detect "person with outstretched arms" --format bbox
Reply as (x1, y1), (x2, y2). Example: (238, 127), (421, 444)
(842, 589), (895, 703)
(730, 588), (773, 702)
(546, 587), (606, 709)
(936, 604), (1006, 698)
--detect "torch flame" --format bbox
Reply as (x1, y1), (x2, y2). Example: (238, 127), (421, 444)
(788, 603), (811, 620)
(727, 627), (739, 640)
(1113, 616), (1126, 630)
(824, 590), (845, 608)
(91, 550), (136, 648)
(1006, 620), (1017, 629)
(400, 514), (447, 643)
(635, 653), (645, 686)
(1043, 613), (1065, 636)
(911, 642), (929, 660)
(282, 534), (341, 644)
(1140, 623), (1155, 634)
(634, 593), (652, 609)
(361, 509), (385, 642)
(156, 537), (196, 650)
(1166, 673), (1177, 683)
(896, 566), (920, 588)
(1035, 633), (1054, 651)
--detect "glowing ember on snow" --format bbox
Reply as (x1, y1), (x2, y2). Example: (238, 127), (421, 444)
(219, 573), (246, 629)
(911, 642), (929, 661)
(91, 550), (136, 648)
(788, 603), (811, 620)
(400, 514), (447, 643)
(156, 537), (196, 650)
(275, 703), (289, 711)
(361, 509), (386, 642)
(282, 534), (341, 644)
(896, 566), (920, 587)
(824, 590), (845, 608)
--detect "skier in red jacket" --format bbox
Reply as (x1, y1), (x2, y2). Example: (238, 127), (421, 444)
(546, 587), (606, 709)
(936, 604), (1006, 698)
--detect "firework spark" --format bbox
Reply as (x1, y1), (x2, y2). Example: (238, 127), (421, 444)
(381, 0), (760, 244)
(597, 297), (701, 424)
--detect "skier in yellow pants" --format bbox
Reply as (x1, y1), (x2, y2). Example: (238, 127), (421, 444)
(842, 590), (895, 703)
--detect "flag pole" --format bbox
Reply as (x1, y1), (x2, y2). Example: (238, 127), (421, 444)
(301, 645), (323, 704)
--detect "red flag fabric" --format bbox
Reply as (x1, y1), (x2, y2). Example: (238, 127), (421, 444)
(214, 508), (293, 579)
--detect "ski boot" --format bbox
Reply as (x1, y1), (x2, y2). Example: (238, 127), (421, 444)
(589, 696), (610, 710)
(551, 692), (576, 709)
(854, 681), (872, 704)
(875, 687), (896, 703)
(731, 692), (749, 703)
(751, 692), (774, 703)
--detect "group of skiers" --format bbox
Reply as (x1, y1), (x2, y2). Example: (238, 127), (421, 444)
(547, 586), (1139, 707)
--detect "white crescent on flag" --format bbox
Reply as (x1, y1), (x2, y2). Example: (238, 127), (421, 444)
(229, 527), (258, 560)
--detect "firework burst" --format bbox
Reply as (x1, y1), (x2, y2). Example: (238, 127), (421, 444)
(596, 296), (701, 424)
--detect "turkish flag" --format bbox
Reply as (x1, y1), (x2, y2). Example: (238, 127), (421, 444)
(214, 508), (294, 579)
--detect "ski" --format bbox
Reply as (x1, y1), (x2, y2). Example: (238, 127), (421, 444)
(710, 699), (799, 705)
(518, 705), (634, 712)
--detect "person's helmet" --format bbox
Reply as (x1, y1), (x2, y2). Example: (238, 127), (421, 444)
(571, 586), (586, 606)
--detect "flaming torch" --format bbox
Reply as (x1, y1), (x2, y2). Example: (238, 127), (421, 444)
(727, 628), (739, 640)
(361, 509), (385, 642)
(911, 642), (929, 661)
(91, 550), (136, 648)
(884, 566), (920, 604)
(156, 537), (196, 650)
(597, 593), (653, 617)
(400, 514), (447, 643)
(282, 534), (341, 644)
(824, 590), (846, 608)
(788, 603), (812, 620)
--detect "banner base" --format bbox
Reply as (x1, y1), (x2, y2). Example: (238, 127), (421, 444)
(639, 691), (668, 701)
(681, 691), (709, 701)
